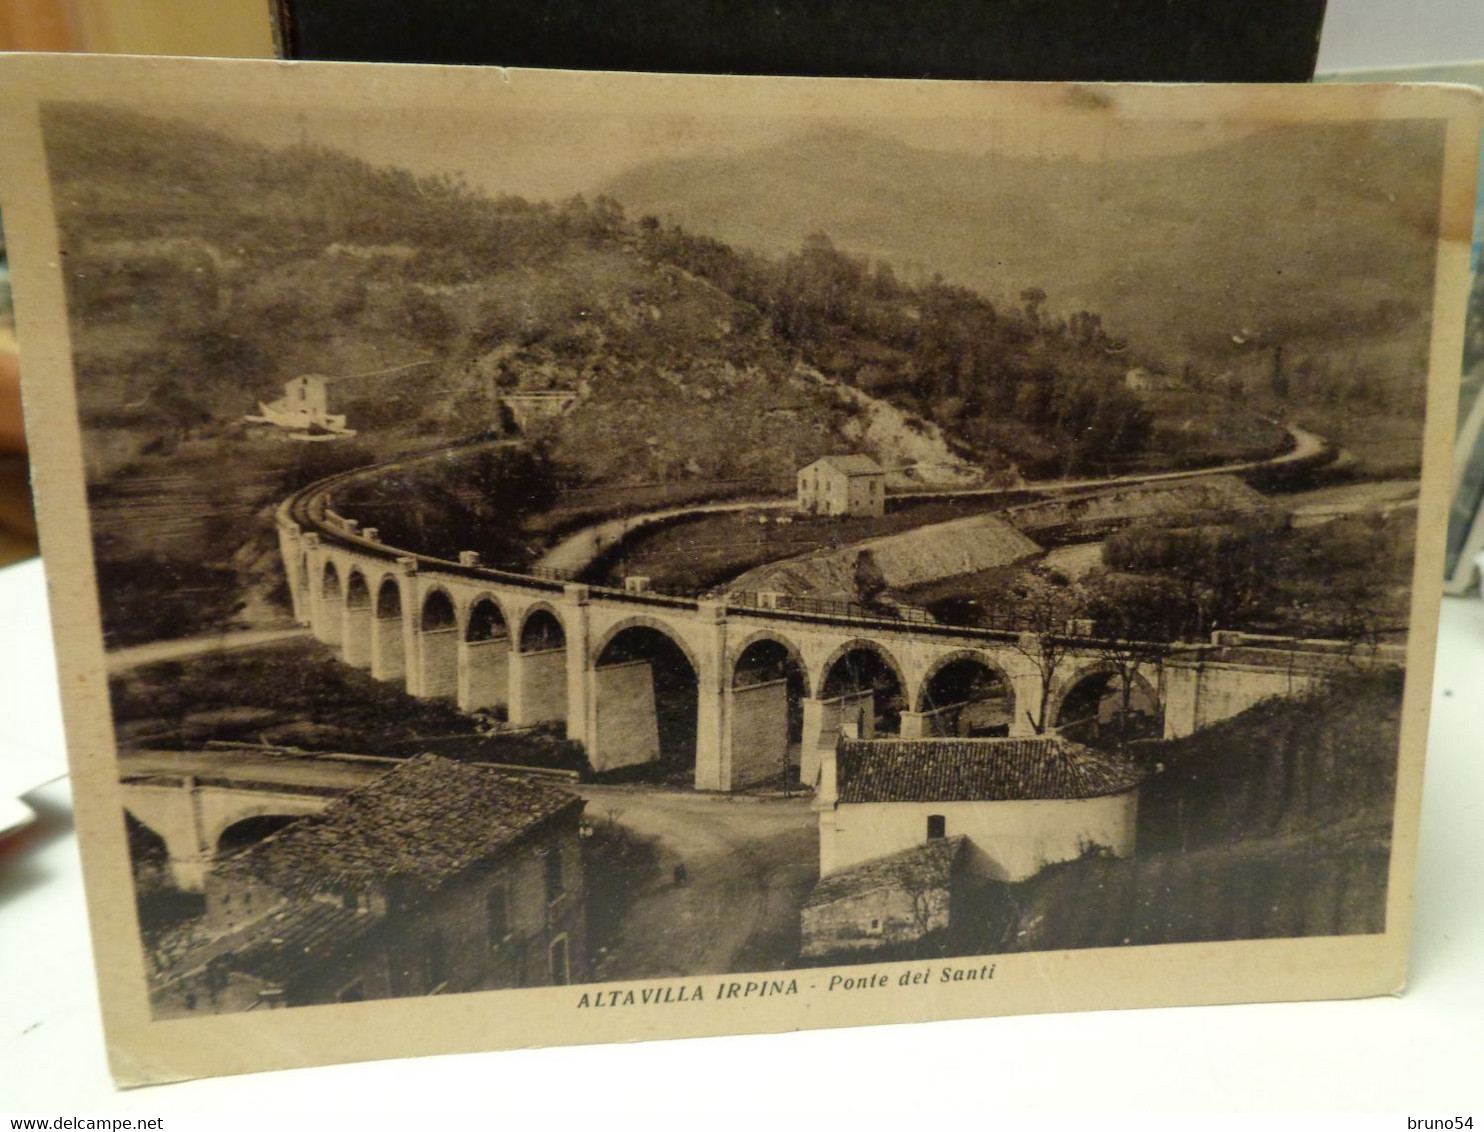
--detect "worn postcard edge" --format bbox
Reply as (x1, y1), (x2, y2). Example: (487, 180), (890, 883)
(0, 54), (1476, 1087)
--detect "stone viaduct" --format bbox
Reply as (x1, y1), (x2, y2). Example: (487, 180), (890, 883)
(272, 465), (1187, 795)
(123, 769), (354, 891)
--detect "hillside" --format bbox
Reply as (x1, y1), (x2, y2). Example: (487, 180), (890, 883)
(1002, 671), (1401, 951)
(603, 123), (1441, 393)
(45, 104), (1330, 643)
(47, 104), (1159, 490)
(728, 512), (1041, 601)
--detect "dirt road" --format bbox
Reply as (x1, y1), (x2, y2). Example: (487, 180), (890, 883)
(105, 626), (310, 673)
(575, 784), (818, 980)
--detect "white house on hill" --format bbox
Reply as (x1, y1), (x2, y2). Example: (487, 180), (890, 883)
(797, 455), (886, 517)
(251, 375), (353, 436)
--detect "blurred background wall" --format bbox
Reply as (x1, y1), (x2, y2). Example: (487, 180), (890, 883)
(0, 0), (273, 55)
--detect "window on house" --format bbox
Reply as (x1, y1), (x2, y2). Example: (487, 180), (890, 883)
(543, 843), (565, 903)
(927, 814), (947, 840)
(486, 886), (510, 945)
(549, 935), (570, 986)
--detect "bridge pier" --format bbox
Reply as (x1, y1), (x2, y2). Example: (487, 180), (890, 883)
(458, 637), (510, 713)
(343, 594), (372, 669)
(1010, 673), (1044, 737)
(692, 600), (729, 791)
(898, 710), (930, 738)
(418, 627), (459, 699)
(278, 523), (310, 624)
(724, 678), (790, 789)
(123, 777), (215, 892)
(509, 646), (568, 728)
(799, 691), (875, 787)
(562, 585), (593, 748)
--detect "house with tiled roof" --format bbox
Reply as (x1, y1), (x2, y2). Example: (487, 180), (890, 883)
(797, 454), (885, 517)
(816, 733), (1146, 883)
(153, 755), (587, 1017)
(801, 837), (968, 959)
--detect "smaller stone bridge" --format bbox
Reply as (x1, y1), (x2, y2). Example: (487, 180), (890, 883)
(120, 748), (387, 891)
(119, 748), (579, 892)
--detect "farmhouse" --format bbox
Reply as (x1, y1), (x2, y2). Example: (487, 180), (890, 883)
(797, 455), (886, 517)
(815, 734), (1146, 882)
(152, 754), (586, 1016)
(252, 374), (353, 435)
(801, 836), (968, 958)
(803, 733), (1145, 956)
(502, 389), (579, 432)
(1123, 366), (1182, 393)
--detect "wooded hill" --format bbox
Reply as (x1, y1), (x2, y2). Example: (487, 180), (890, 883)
(50, 103), (1198, 487)
(1001, 669), (1401, 950)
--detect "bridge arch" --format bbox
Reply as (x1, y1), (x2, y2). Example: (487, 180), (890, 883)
(315, 559), (346, 647)
(817, 637), (908, 738)
(1048, 663), (1160, 744)
(728, 629), (812, 699)
(342, 569), (373, 668)
(463, 593), (510, 641)
(459, 593), (512, 713)
(372, 575), (407, 683)
(591, 618), (701, 777)
(517, 603), (566, 653)
(913, 649), (1016, 738)
(592, 615), (703, 677)
(418, 586), (459, 699)
(215, 813), (299, 858)
(729, 631), (811, 785)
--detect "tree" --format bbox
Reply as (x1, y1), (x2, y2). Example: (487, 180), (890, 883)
(891, 856), (947, 955)
(1008, 579), (1080, 734)
(1081, 574), (1180, 740)
(853, 549), (888, 608)
(1019, 287), (1048, 327)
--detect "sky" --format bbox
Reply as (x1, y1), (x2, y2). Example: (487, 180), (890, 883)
(166, 85), (1269, 206)
(1319, 60), (1484, 250)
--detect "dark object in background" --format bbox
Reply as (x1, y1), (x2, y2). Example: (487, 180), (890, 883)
(271, 0), (1327, 83)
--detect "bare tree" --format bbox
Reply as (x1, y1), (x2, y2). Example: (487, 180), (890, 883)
(891, 858), (945, 954)
(1009, 587), (1077, 735)
(1081, 574), (1179, 740)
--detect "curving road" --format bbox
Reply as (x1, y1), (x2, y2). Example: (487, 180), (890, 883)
(577, 784), (817, 980)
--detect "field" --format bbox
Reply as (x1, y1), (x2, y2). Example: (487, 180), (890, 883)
(1289, 404), (1427, 480)
(109, 639), (586, 771)
(592, 494), (1034, 592)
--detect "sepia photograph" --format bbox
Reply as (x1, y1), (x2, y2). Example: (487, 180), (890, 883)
(0, 57), (1474, 1083)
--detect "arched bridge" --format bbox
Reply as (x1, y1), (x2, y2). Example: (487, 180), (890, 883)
(120, 748), (388, 891)
(273, 451), (1368, 794)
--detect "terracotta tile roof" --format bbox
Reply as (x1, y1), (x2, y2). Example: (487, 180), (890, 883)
(812, 455), (884, 476)
(221, 901), (385, 986)
(806, 837), (966, 907)
(836, 737), (1145, 803)
(217, 753), (583, 896)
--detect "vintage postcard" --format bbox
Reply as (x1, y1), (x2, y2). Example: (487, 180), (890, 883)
(0, 55), (1476, 1086)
